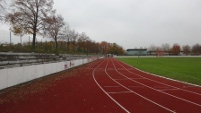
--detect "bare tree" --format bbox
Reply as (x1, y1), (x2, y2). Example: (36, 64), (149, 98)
(182, 45), (191, 55)
(192, 44), (201, 55)
(43, 14), (65, 53)
(85, 38), (91, 55)
(6, 0), (54, 49)
(69, 30), (78, 54)
(161, 43), (170, 51)
(77, 32), (88, 53)
(60, 24), (71, 52)
(148, 44), (157, 51)
(0, 0), (6, 21)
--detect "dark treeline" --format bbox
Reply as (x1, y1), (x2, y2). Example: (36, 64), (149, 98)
(0, 40), (125, 55)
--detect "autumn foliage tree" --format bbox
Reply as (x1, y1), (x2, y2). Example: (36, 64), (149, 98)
(2, 0), (126, 55)
(6, 0), (54, 49)
(100, 41), (109, 54)
(171, 44), (181, 55)
(155, 47), (164, 56)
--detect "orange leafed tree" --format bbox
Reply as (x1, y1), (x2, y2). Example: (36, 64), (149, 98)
(172, 44), (181, 55)
(6, 0), (54, 49)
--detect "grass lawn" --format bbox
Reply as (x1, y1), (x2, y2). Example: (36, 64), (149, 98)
(117, 57), (201, 86)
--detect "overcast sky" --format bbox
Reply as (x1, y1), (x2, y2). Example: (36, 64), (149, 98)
(1, 0), (201, 49)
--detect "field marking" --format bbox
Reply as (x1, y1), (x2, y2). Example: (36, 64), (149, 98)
(131, 78), (145, 80)
(116, 68), (127, 70)
(153, 86), (170, 89)
(153, 86), (179, 91)
(108, 91), (132, 94)
(128, 86), (144, 88)
(114, 79), (129, 81)
(113, 60), (201, 107)
(159, 89), (180, 92)
(104, 86), (120, 88)
(105, 60), (176, 113)
(116, 60), (201, 96)
(114, 78), (145, 81)
(92, 60), (130, 113)
(183, 85), (198, 88)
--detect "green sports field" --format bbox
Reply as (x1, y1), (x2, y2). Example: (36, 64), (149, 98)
(117, 57), (201, 86)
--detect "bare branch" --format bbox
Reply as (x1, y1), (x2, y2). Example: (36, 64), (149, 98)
(6, 0), (54, 48)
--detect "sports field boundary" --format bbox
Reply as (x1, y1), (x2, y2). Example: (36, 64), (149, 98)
(118, 59), (201, 88)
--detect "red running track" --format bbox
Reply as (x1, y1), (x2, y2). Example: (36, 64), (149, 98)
(0, 58), (201, 113)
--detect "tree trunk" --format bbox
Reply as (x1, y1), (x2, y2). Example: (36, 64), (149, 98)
(32, 33), (36, 50)
(55, 36), (58, 54)
(67, 37), (70, 53)
(74, 41), (76, 54)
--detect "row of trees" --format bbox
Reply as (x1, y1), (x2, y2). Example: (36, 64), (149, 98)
(0, 40), (125, 55)
(148, 43), (201, 55)
(0, 0), (125, 55)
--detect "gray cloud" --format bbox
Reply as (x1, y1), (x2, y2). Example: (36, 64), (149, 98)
(1, 0), (201, 49)
(55, 0), (201, 49)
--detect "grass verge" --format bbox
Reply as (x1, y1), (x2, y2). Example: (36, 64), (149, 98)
(118, 57), (201, 86)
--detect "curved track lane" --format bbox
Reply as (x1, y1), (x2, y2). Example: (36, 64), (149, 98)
(1, 58), (201, 113)
(93, 58), (201, 113)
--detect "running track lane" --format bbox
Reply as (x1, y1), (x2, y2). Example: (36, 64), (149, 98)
(93, 58), (201, 113)
(0, 59), (126, 113)
(1, 58), (201, 113)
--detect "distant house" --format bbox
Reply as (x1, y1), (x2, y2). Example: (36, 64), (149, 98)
(126, 49), (147, 56)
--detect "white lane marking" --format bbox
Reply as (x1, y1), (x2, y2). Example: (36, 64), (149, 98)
(114, 78), (144, 81)
(183, 85), (198, 88)
(128, 86), (144, 88)
(116, 60), (201, 96)
(131, 78), (145, 80)
(108, 91), (132, 94)
(106, 60), (176, 113)
(112, 60), (201, 107)
(153, 86), (170, 89)
(104, 86), (120, 88)
(93, 60), (130, 113)
(159, 89), (180, 92)
(114, 79), (129, 80)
